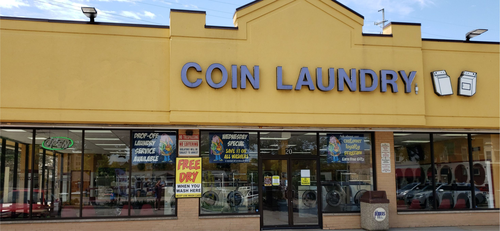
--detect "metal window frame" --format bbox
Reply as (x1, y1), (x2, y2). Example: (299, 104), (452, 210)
(128, 129), (178, 218)
(197, 130), (375, 230)
(0, 127), (179, 221)
(198, 129), (260, 217)
(319, 132), (376, 214)
(395, 132), (500, 213)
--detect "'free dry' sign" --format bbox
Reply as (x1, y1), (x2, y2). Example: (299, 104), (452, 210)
(175, 158), (202, 198)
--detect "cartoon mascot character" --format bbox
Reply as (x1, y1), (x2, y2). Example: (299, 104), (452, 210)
(159, 134), (174, 162)
(211, 135), (224, 161)
(328, 136), (342, 162)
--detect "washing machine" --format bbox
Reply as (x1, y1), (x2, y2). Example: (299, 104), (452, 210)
(298, 186), (317, 210)
(297, 186), (317, 218)
(227, 190), (244, 207)
(321, 183), (345, 212)
(201, 190), (219, 207)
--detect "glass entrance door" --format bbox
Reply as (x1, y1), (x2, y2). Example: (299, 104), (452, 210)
(262, 159), (289, 226)
(261, 158), (319, 228)
(291, 158), (318, 226)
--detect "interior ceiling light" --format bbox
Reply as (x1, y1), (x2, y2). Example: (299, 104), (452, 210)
(393, 133), (412, 136)
(70, 130), (112, 133)
(28, 137), (46, 140)
(401, 140), (430, 143)
(95, 143), (126, 146)
(81, 7), (97, 23)
(85, 138), (120, 141)
(466, 29), (487, 41)
(259, 137), (289, 140)
(1, 129), (26, 132)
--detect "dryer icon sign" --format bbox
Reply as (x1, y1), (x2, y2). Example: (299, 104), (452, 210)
(458, 71), (477, 97)
(431, 70), (477, 97)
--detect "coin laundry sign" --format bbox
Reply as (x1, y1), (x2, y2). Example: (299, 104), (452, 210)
(42, 137), (74, 150)
(181, 62), (417, 93)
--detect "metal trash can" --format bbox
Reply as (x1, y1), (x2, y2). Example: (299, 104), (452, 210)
(360, 191), (390, 231)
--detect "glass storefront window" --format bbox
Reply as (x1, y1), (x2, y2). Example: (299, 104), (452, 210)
(319, 133), (373, 212)
(59, 150), (82, 218)
(34, 129), (83, 219)
(260, 132), (317, 155)
(200, 131), (258, 214)
(82, 130), (130, 217)
(130, 131), (177, 216)
(433, 134), (472, 210)
(3, 128), (178, 219)
(394, 133), (432, 210)
(396, 132), (500, 212)
(471, 134), (499, 209)
(0, 129), (33, 220)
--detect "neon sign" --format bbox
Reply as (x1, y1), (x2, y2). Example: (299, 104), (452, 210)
(42, 137), (74, 150)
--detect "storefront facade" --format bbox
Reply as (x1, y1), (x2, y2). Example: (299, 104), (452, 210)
(0, 0), (499, 230)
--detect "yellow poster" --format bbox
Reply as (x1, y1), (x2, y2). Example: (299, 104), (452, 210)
(175, 158), (202, 198)
(272, 175), (280, 186)
(301, 177), (310, 186)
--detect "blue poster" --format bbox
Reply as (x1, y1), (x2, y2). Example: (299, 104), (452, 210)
(132, 132), (176, 164)
(209, 133), (249, 163)
(327, 134), (365, 163)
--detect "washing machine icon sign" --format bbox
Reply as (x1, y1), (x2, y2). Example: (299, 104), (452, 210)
(431, 70), (454, 96)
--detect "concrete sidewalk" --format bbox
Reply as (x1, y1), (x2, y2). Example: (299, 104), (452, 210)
(335, 226), (499, 231)
(267, 226), (499, 231)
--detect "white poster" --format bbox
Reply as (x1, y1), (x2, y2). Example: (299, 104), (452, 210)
(178, 132), (199, 156)
(381, 143), (391, 173)
(300, 169), (310, 178)
(272, 176), (280, 186)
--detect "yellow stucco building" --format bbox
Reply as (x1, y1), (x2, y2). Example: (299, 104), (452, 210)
(1, 0), (498, 230)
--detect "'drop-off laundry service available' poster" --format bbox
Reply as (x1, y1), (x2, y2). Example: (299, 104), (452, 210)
(132, 132), (177, 164)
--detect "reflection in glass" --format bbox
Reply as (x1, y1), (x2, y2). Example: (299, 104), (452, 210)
(262, 159), (288, 226)
(394, 133), (432, 210)
(0, 130), (33, 220)
(433, 134), (472, 210)
(200, 131), (258, 215)
(260, 132), (317, 156)
(472, 134), (499, 209)
(319, 133), (373, 213)
(131, 131), (176, 216)
(82, 130), (130, 217)
(59, 152), (82, 218)
(291, 159), (318, 225)
(34, 129), (83, 218)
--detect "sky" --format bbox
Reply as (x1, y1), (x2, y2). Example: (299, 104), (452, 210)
(0, 0), (499, 42)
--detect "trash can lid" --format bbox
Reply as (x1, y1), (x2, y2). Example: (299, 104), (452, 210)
(360, 191), (390, 203)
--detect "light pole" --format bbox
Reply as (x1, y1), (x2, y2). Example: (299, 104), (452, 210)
(466, 29), (488, 41)
(81, 7), (98, 24)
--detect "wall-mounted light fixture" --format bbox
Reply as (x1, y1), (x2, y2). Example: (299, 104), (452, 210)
(466, 29), (488, 41)
(81, 7), (97, 23)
